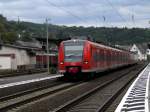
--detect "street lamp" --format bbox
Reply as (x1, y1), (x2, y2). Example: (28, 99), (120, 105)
(46, 18), (51, 74)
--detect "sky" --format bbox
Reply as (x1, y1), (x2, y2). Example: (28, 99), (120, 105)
(0, 0), (150, 28)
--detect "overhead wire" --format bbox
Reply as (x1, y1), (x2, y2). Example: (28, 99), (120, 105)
(104, 0), (130, 26)
(45, 0), (149, 27)
(45, 0), (88, 24)
(74, 1), (107, 27)
(74, 0), (97, 27)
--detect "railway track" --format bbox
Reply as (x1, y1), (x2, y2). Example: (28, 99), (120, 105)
(0, 64), (145, 112)
(0, 81), (83, 112)
(54, 64), (145, 112)
(0, 81), (63, 102)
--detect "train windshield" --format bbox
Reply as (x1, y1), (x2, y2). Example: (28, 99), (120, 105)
(64, 40), (84, 62)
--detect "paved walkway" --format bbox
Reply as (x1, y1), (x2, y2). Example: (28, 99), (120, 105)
(115, 63), (150, 112)
(0, 73), (61, 85)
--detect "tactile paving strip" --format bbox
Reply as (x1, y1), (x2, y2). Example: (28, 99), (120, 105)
(115, 64), (150, 112)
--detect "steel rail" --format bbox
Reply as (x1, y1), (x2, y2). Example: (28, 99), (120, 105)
(0, 81), (63, 101)
(96, 65), (145, 112)
(0, 82), (83, 111)
(53, 66), (140, 112)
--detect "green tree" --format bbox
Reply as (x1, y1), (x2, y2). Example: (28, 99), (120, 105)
(0, 23), (6, 32)
(1, 32), (17, 43)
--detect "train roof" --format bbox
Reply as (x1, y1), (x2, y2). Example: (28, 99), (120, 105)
(63, 39), (85, 43)
(62, 39), (130, 53)
(88, 40), (124, 52)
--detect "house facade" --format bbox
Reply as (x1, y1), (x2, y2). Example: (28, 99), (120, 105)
(130, 44), (147, 61)
(0, 44), (41, 70)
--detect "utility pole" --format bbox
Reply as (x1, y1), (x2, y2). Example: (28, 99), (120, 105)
(103, 16), (106, 27)
(0, 33), (1, 43)
(132, 14), (136, 27)
(46, 18), (50, 74)
(17, 16), (22, 39)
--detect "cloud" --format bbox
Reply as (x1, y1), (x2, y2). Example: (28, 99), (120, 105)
(0, 0), (149, 28)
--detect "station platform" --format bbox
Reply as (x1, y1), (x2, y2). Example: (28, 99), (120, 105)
(0, 73), (62, 86)
(115, 63), (150, 112)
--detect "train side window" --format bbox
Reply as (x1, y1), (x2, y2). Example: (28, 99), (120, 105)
(104, 50), (106, 61)
(98, 49), (100, 62)
(101, 50), (104, 61)
(93, 50), (97, 62)
(106, 51), (108, 61)
(99, 49), (101, 61)
(108, 51), (110, 62)
(104, 50), (107, 61)
(112, 52), (114, 61)
(95, 51), (97, 62)
(97, 49), (99, 62)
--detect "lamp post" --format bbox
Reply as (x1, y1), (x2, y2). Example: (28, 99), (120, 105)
(46, 18), (51, 74)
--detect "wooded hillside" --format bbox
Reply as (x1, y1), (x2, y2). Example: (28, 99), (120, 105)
(0, 15), (150, 45)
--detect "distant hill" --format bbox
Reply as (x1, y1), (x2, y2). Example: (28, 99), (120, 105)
(0, 14), (150, 45)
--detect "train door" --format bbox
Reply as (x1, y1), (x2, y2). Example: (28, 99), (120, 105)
(115, 51), (117, 67)
(104, 49), (107, 69)
(96, 48), (99, 69)
(105, 49), (109, 68)
(116, 51), (119, 66)
(99, 48), (104, 70)
(110, 50), (112, 68)
(97, 48), (100, 69)
(107, 49), (111, 68)
(91, 46), (97, 70)
(119, 52), (121, 65)
(111, 51), (114, 68)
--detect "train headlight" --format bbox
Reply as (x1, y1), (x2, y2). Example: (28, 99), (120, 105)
(84, 61), (88, 64)
(60, 62), (64, 65)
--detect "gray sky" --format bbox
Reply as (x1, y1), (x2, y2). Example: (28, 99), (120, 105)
(0, 0), (150, 28)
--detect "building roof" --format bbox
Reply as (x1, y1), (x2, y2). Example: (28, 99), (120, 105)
(0, 43), (42, 51)
(115, 43), (149, 54)
(36, 37), (70, 45)
(136, 43), (149, 54)
(15, 40), (42, 49)
(115, 45), (132, 51)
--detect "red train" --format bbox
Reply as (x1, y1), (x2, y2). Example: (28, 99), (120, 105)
(58, 39), (136, 78)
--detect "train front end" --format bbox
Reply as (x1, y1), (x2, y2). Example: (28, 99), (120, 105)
(58, 39), (91, 78)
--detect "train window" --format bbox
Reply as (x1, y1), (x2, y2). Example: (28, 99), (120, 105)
(98, 50), (102, 61)
(107, 51), (110, 61)
(64, 45), (84, 62)
(91, 48), (99, 62)
(104, 50), (107, 61)
(93, 50), (97, 62)
(65, 46), (83, 51)
(111, 52), (114, 61)
(102, 50), (104, 61)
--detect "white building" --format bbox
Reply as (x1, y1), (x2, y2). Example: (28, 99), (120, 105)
(0, 44), (41, 70)
(130, 44), (147, 61)
(115, 43), (148, 61)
